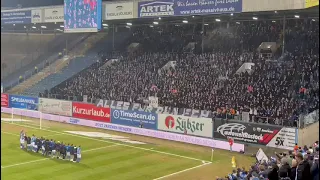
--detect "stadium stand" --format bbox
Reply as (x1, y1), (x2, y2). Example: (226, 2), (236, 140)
(37, 19), (319, 127)
(1, 33), (91, 90)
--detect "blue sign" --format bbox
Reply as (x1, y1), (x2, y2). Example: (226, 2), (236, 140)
(111, 109), (158, 130)
(1, 10), (31, 24)
(9, 94), (38, 110)
(138, 0), (242, 18)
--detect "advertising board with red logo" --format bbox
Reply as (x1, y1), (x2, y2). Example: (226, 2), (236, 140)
(72, 102), (110, 123)
(213, 120), (298, 150)
(1, 93), (9, 107)
(158, 114), (213, 138)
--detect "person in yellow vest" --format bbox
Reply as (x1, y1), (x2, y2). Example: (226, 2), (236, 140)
(19, 75), (23, 83)
(231, 156), (236, 168)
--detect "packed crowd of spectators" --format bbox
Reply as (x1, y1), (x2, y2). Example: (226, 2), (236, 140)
(48, 19), (319, 127)
(217, 141), (319, 180)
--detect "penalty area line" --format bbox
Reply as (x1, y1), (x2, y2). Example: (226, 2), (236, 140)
(153, 161), (213, 180)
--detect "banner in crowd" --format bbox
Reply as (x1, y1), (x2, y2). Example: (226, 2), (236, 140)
(158, 114), (213, 138)
(72, 102), (111, 123)
(104, 2), (134, 20)
(39, 98), (72, 116)
(256, 148), (268, 162)
(138, 0), (242, 18)
(31, 9), (42, 23)
(1, 93), (9, 107)
(305, 0), (319, 8)
(44, 7), (64, 22)
(1, 10), (31, 24)
(96, 99), (214, 118)
(148, 96), (158, 108)
(213, 121), (297, 150)
(111, 109), (157, 129)
(9, 94), (38, 110)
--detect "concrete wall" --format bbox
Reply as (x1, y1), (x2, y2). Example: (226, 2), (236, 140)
(298, 121), (319, 146)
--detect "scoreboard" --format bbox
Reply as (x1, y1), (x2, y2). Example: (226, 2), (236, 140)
(64, 0), (102, 33)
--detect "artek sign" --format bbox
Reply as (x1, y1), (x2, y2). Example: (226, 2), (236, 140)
(72, 102), (111, 123)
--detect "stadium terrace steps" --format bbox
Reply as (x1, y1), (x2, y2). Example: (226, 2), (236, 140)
(1, 33), (91, 90)
(22, 55), (98, 96)
(7, 58), (69, 94)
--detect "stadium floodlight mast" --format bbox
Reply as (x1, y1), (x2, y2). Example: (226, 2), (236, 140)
(11, 106), (43, 130)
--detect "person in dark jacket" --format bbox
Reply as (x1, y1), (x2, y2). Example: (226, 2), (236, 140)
(268, 163), (279, 180)
(290, 159), (297, 180)
(295, 153), (311, 180)
(279, 158), (291, 178)
(310, 158), (319, 180)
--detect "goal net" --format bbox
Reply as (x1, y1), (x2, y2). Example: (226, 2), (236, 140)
(7, 108), (43, 129)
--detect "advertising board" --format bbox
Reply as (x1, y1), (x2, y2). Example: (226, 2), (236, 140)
(31, 9), (42, 23)
(111, 109), (157, 129)
(104, 2), (134, 20)
(44, 7), (64, 22)
(213, 121), (297, 150)
(72, 102), (110, 123)
(1, 93), (9, 107)
(9, 94), (38, 110)
(1, 10), (31, 24)
(39, 98), (72, 116)
(158, 114), (213, 138)
(1, 107), (245, 152)
(138, 0), (242, 18)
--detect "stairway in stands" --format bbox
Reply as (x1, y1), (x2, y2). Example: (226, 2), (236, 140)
(21, 33), (108, 96)
(7, 57), (68, 94)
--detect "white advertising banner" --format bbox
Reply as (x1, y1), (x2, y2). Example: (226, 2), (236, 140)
(39, 98), (72, 116)
(158, 114), (213, 138)
(104, 2), (134, 20)
(31, 9), (42, 23)
(44, 7), (64, 22)
(265, 127), (297, 150)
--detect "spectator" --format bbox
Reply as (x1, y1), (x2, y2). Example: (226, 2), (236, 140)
(290, 159), (297, 180)
(295, 153), (312, 180)
(279, 158), (291, 178)
(268, 163), (279, 180)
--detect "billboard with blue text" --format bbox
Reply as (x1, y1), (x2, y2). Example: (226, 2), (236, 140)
(111, 109), (158, 129)
(9, 94), (38, 110)
(1, 10), (31, 24)
(138, 0), (242, 18)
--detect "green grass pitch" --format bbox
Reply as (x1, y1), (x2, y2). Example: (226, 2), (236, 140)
(1, 113), (255, 180)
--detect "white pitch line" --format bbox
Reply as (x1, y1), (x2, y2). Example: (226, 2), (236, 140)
(4, 121), (211, 163)
(1, 131), (62, 138)
(153, 162), (212, 180)
(1, 144), (119, 169)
